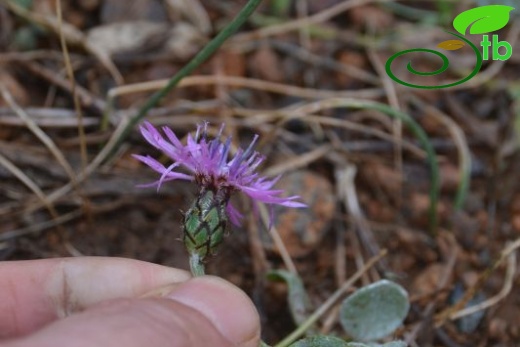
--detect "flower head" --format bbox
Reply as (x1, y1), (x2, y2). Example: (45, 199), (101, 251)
(133, 121), (306, 226)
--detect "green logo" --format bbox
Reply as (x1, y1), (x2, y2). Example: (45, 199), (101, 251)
(385, 5), (514, 89)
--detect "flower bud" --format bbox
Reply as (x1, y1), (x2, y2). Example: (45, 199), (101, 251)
(183, 188), (228, 261)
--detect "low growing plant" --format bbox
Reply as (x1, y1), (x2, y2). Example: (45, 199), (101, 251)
(135, 122), (410, 347)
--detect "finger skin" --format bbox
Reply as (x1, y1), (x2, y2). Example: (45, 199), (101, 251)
(166, 276), (260, 347)
(0, 257), (191, 337)
(2, 277), (261, 347)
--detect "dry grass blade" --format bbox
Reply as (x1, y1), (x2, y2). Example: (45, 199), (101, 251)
(0, 209), (83, 241)
(0, 80), (77, 182)
(258, 203), (298, 275)
(231, 107), (427, 159)
(55, 0), (87, 170)
(262, 145), (331, 177)
(246, 197), (270, 280)
(270, 97), (439, 232)
(107, 75), (383, 106)
(22, 61), (106, 112)
(435, 237), (520, 327)
(25, 113), (132, 214)
(0, 153), (58, 219)
(366, 39), (403, 203)
(0, 107), (99, 127)
(271, 40), (380, 85)
(408, 95), (471, 209)
(1, 0), (123, 84)
(231, 0), (392, 42)
(449, 245), (515, 320)
(275, 249), (388, 347)
(295, 0), (313, 86)
(336, 164), (388, 272)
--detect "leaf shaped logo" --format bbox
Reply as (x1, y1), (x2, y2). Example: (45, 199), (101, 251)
(453, 5), (514, 35)
(437, 39), (465, 50)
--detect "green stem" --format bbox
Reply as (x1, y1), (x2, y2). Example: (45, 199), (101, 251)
(105, 0), (264, 157)
(189, 253), (205, 276)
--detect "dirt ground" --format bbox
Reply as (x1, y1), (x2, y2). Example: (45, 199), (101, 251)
(1, 1), (520, 346)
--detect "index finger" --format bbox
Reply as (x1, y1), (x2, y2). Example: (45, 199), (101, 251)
(0, 257), (191, 338)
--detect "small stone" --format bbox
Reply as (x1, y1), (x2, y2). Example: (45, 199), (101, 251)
(261, 171), (335, 257)
(411, 263), (447, 297)
(100, 0), (168, 23)
(489, 318), (508, 339)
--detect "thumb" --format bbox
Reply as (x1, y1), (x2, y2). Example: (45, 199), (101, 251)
(6, 276), (261, 347)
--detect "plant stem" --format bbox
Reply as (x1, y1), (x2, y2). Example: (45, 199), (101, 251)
(189, 253), (205, 276)
(105, 0), (264, 157)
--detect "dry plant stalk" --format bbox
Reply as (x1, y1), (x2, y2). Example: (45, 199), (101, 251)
(434, 237), (520, 327)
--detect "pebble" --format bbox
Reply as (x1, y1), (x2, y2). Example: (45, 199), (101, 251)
(261, 171), (336, 258)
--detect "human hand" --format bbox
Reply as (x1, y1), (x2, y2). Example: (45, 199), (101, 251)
(0, 257), (260, 347)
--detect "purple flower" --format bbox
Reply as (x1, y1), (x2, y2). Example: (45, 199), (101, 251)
(133, 121), (306, 225)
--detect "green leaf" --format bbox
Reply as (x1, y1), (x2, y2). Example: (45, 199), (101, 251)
(339, 280), (410, 341)
(267, 270), (313, 326)
(379, 342), (408, 347)
(453, 5), (515, 35)
(345, 342), (407, 347)
(289, 337), (408, 347)
(290, 336), (352, 347)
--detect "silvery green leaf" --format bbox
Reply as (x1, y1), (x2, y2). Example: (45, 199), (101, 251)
(339, 280), (410, 341)
(381, 341), (408, 347)
(353, 340), (407, 347)
(290, 337), (408, 347)
(290, 335), (352, 347)
(267, 270), (313, 326)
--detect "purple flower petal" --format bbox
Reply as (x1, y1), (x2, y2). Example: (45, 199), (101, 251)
(134, 122), (306, 226)
(226, 202), (243, 226)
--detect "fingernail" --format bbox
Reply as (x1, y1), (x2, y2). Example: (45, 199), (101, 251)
(166, 276), (260, 345)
